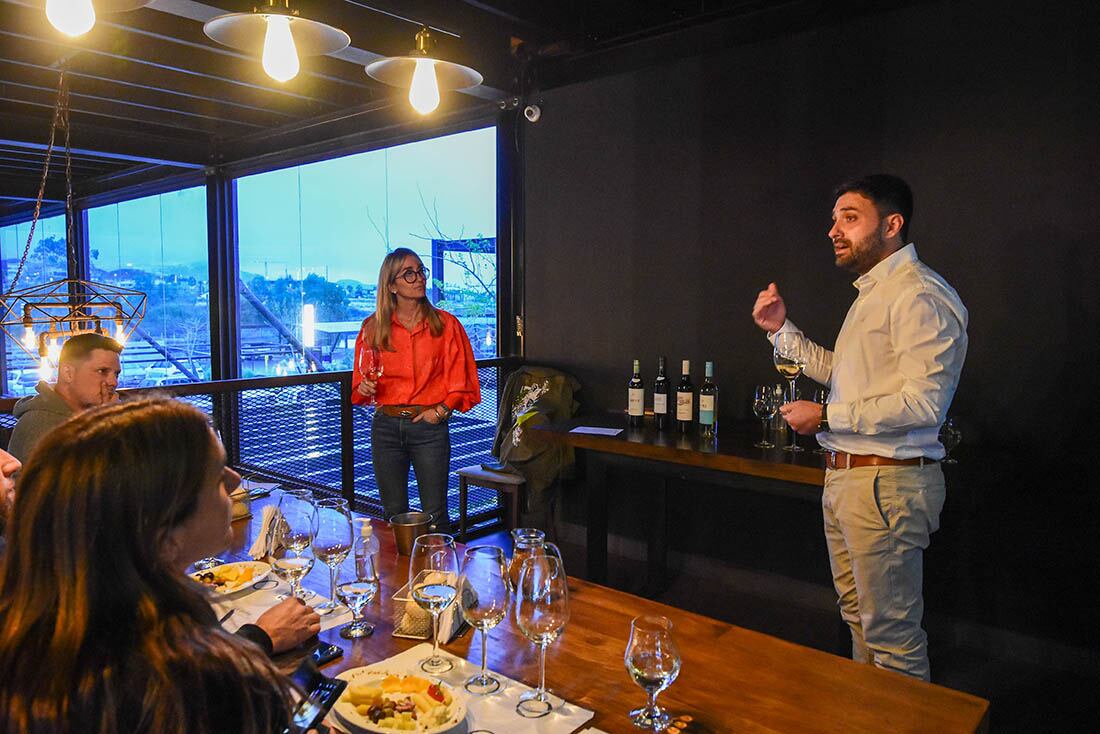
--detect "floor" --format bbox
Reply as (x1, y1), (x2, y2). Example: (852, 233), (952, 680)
(472, 526), (1100, 734)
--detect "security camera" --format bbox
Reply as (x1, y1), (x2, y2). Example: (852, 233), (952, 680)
(523, 104), (541, 123)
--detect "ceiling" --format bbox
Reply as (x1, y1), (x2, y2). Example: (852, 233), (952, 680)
(0, 0), (918, 217)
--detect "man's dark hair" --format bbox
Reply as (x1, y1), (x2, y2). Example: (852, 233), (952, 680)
(834, 174), (913, 241)
(59, 332), (123, 365)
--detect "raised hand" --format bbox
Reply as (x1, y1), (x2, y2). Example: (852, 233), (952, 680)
(752, 282), (787, 333)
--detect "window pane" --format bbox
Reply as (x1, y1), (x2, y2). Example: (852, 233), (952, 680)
(0, 214), (68, 395)
(235, 126), (498, 377)
(87, 186), (210, 388)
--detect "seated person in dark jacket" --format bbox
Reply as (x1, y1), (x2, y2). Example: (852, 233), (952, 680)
(0, 398), (305, 734)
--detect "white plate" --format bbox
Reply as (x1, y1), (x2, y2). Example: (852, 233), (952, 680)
(191, 560), (270, 597)
(333, 669), (466, 734)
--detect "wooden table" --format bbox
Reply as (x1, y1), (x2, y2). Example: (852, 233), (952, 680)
(538, 418), (827, 586)
(225, 496), (989, 734)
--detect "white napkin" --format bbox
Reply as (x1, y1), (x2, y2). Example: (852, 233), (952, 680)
(212, 581), (352, 634)
(248, 505), (279, 559)
(328, 643), (594, 734)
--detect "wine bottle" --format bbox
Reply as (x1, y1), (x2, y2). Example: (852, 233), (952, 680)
(653, 357), (669, 431)
(675, 360), (694, 433)
(699, 361), (717, 437)
(627, 359), (644, 427)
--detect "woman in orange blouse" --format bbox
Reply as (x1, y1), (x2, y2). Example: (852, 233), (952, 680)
(352, 247), (481, 530)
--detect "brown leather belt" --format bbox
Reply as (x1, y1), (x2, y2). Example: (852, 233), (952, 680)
(825, 451), (937, 470)
(380, 404), (432, 418)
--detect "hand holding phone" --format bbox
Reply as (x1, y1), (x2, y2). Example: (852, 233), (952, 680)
(287, 657), (347, 734)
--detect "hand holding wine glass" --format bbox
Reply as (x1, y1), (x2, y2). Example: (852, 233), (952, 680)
(514, 555), (570, 719)
(773, 332), (806, 452)
(458, 546), (510, 695)
(356, 342), (384, 405)
(625, 615), (681, 731)
(409, 534), (459, 674)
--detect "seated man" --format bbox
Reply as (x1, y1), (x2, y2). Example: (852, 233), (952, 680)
(7, 332), (122, 463)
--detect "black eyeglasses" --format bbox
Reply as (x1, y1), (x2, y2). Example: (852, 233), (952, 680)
(396, 267), (429, 284)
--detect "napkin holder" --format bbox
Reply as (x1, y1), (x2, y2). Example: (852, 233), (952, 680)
(391, 581), (468, 643)
(229, 485), (251, 520)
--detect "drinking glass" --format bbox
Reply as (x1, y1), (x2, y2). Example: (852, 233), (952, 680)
(812, 387), (830, 454)
(940, 417), (961, 464)
(752, 384), (778, 448)
(409, 533), (459, 674)
(267, 490), (318, 601)
(514, 555), (570, 718)
(313, 498), (353, 614)
(357, 343), (384, 406)
(625, 615), (681, 731)
(337, 542), (379, 639)
(773, 332), (805, 452)
(458, 546), (510, 695)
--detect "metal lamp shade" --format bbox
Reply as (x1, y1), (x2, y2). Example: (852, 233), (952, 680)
(366, 55), (483, 92)
(203, 12), (350, 58)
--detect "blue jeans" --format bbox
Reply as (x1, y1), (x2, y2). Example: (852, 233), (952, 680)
(371, 412), (452, 530)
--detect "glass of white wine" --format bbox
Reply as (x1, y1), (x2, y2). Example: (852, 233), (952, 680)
(753, 384), (778, 448)
(625, 615), (681, 730)
(459, 545), (510, 695)
(514, 555), (570, 719)
(337, 534), (379, 639)
(409, 533), (459, 674)
(773, 331), (806, 452)
(267, 490), (318, 601)
(313, 498), (353, 614)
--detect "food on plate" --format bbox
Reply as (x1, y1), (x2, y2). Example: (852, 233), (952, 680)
(341, 673), (456, 731)
(193, 563), (256, 593)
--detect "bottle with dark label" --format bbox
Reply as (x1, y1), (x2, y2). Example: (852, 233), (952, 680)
(653, 356), (669, 431)
(700, 361), (717, 437)
(627, 359), (644, 427)
(676, 360), (694, 433)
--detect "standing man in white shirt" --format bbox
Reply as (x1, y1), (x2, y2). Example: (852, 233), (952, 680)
(751, 174), (967, 681)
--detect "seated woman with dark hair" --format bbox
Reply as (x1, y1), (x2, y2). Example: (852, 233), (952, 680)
(0, 398), (295, 734)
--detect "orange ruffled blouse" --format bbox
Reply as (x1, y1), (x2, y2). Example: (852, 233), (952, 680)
(351, 309), (481, 413)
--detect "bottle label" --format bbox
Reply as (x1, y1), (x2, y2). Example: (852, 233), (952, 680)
(699, 395), (716, 425)
(628, 388), (644, 416)
(676, 392), (693, 420)
(654, 393), (667, 415)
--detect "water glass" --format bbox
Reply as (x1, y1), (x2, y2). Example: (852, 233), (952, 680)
(752, 384), (778, 448)
(338, 544), (379, 639)
(458, 546), (510, 695)
(267, 490), (317, 601)
(625, 615), (681, 730)
(313, 498), (353, 614)
(409, 533), (459, 674)
(515, 555), (570, 718)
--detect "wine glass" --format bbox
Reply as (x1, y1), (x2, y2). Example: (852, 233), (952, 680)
(313, 498), (353, 614)
(337, 526), (380, 639)
(459, 546), (510, 695)
(812, 387), (830, 454)
(357, 342), (384, 406)
(267, 490), (318, 601)
(409, 533), (459, 674)
(940, 417), (961, 464)
(773, 332), (805, 452)
(625, 615), (681, 731)
(514, 555), (570, 719)
(752, 384), (778, 448)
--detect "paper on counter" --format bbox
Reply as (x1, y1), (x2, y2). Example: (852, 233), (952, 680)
(569, 426), (623, 436)
(211, 581), (352, 634)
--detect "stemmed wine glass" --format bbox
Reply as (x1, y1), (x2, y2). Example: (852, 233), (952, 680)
(409, 533), (459, 674)
(337, 518), (380, 639)
(939, 417), (962, 464)
(773, 332), (806, 452)
(625, 615), (682, 731)
(357, 342), (384, 406)
(813, 387), (830, 454)
(313, 498), (353, 614)
(753, 384), (779, 448)
(514, 555), (570, 719)
(458, 546), (510, 695)
(266, 490), (318, 602)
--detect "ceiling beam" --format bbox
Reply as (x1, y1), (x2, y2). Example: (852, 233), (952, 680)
(0, 116), (209, 168)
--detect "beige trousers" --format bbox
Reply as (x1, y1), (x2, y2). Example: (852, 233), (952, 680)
(822, 464), (946, 681)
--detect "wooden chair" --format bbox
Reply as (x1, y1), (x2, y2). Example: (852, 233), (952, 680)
(456, 465), (526, 541)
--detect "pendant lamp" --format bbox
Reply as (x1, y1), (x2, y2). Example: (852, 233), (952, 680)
(365, 27), (482, 115)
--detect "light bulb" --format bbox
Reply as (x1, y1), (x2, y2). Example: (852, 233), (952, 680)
(38, 360), (54, 382)
(46, 0), (96, 37)
(262, 15), (300, 82)
(22, 326), (35, 350)
(409, 58), (440, 115)
(114, 322), (128, 346)
(48, 339), (61, 362)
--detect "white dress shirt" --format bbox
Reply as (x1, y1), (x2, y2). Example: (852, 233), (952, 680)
(770, 243), (968, 459)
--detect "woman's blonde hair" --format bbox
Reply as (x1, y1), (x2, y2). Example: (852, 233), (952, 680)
(368, 247), (443, 351)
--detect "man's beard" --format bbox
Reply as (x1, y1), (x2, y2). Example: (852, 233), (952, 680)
(836, 228), (887, 274)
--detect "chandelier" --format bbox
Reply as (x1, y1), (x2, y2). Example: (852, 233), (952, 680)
(0, 70), (146, 381)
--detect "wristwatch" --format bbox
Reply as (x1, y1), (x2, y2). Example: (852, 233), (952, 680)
(819, 403), (830, 432)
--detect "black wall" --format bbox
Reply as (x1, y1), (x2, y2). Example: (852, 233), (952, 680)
(522, 0), (1100, 649)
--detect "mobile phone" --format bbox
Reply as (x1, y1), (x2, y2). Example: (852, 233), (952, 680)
(311, 641), (343, 666)
(287, 658), (347, 733)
